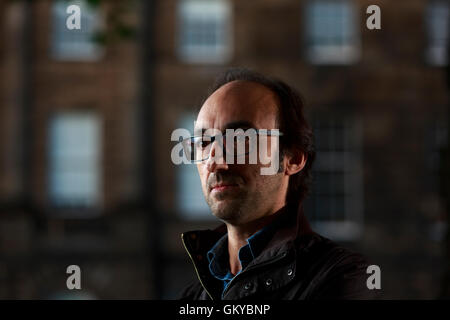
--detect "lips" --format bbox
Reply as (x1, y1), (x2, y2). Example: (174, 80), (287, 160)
(210, 183), (239, 192)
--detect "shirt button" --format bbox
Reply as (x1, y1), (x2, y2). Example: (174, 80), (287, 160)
(244, 282), (252, 290)
(265, 278), (272, 286)
(287, 269), (293, 276)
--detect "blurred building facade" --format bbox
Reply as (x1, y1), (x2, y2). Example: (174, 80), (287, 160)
(0, 0), (449, 299)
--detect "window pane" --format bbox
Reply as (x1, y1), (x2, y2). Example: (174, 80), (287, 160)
(51, 0), (103, 61)
(176, 114), (212, 220)
(178, 0), (232, 63)
(305, 0), (360, 64)
(307, 115), (363, 240)
(426, 1), (449, 66)
(48, 112), (102, 209)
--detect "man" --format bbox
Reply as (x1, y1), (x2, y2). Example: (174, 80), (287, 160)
(178, 68), (377, 300)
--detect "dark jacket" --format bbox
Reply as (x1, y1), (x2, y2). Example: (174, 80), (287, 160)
(179, 203), (379, 300)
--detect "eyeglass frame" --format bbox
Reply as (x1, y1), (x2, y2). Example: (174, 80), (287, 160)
(180, 129), (284, 163)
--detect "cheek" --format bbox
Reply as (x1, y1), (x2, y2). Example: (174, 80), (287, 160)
(256, 138), (280, 164)
(255, 172), (284, 196)
(197, 165), (208, 186)
(236, 164), (261, 186)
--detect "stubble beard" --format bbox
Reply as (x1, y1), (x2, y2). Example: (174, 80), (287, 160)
(204, 160), (286, 224)
(206, 189), (249, 223)
(206, 175), (283, 225)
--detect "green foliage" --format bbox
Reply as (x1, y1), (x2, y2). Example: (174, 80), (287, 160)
(86, 0), (101, 7)
(9, 0), (137, 45)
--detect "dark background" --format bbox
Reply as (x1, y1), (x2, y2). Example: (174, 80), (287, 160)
(0, 0), (449, 299)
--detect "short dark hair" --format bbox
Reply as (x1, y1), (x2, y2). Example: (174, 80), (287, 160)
(204, 68), (316, 206)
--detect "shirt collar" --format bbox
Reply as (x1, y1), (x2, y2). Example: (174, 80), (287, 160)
(207, 233), (230, 281)
(207, 220), (278, 281)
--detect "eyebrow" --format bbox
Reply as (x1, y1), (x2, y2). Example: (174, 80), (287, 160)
(224, 120), (256, 130)
(197, 120), (256, 135)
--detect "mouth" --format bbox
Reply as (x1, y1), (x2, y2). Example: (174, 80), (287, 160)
(210, 183), (239, 193)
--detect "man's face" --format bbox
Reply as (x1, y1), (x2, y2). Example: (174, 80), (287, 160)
(195, 80), (288, 225)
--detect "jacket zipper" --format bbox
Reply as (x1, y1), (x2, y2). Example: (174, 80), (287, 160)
(221, 250), (290, 298)
(181, 233), (214, 300)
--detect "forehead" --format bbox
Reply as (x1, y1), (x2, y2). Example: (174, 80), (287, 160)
(195, 80), (279, 132)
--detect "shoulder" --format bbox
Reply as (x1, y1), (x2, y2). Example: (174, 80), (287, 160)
(295, 233), (380, 299)
(296, 233), (370, 266)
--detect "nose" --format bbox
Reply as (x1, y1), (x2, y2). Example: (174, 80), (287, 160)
(205, 140), (229, 172)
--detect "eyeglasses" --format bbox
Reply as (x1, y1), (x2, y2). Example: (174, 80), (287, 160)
(181, 129), (284, 163)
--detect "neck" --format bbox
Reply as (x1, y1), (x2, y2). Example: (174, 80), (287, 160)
(225, 203), (286, 275)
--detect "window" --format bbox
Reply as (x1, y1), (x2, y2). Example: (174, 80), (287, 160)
(51, 0), (103, 61)
(178, 0), (232, 64)
(176, 114), (212, 220)
(425, 117), (449, 175)
(424, 116), (448, 242)
(304, 116), (364, 241)
(48, 111), (102, 211)
(425, 1), (449, 66)
(304, 0), (360, 65)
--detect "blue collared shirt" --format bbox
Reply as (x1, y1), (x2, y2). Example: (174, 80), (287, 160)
(206, 224), (276, 297)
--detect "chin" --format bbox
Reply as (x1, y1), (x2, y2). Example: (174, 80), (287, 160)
(209, 199), (243, 222)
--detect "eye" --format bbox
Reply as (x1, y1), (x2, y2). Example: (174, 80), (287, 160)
(235, 134), (251, 143)
(192, 137), (211, 149)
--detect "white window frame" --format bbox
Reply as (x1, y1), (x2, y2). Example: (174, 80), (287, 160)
(177, 0), (233, 64)
(176, 113), (213, 220)
(304, 0), (361, 65)
(424, 116), (449, 242)
(48, 111), (102, 214)
(51, 0), (104, 61)
(425, 1), (449, 66)
(305, 116), (364, 241)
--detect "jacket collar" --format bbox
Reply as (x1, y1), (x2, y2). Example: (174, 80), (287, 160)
(181, 202), (314, 271)
(181, 202), (315, 299)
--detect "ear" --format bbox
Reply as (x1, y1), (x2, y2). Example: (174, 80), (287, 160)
(284, 151), (307, 176)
